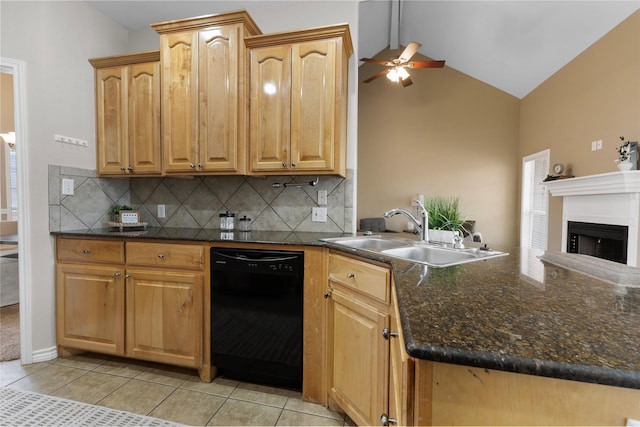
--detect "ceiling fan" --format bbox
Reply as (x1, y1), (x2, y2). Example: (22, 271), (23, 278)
(360, 42), (445, 87)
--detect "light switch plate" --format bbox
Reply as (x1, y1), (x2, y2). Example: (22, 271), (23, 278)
(312, 207), (327, 222)
(61, 178), (74, 196)
(318, 190), (327, 205)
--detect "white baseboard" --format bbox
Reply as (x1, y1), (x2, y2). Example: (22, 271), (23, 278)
(31, 346), (57, 363)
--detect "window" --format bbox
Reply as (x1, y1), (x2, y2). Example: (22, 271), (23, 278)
(520, 149), (549, 250)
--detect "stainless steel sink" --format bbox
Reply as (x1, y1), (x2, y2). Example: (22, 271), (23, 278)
(322, 236), (508, 267)
(324, 236), (409, 251)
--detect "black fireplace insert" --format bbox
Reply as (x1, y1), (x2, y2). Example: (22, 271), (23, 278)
(567, 221), (628, 264)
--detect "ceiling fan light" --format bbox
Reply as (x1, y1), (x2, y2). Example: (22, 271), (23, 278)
(386, 68), (399, 82)
(397, 67), (410, 80)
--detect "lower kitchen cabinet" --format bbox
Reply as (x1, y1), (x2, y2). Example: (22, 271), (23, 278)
(56, 263), (125, 355)
(327, 252), (396, 426)
(125, 268), (202, 368)
(55, 237), (208, 380)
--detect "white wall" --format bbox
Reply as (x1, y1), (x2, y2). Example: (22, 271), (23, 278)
(1, 0), (359, 358)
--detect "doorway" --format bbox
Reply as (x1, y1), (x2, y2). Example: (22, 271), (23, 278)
(0, 57), (31, 364)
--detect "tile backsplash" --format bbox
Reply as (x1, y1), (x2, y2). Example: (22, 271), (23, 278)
(49, 165), (353, 233)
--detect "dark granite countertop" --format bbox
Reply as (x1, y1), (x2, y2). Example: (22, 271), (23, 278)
(52, 228), (640, 389)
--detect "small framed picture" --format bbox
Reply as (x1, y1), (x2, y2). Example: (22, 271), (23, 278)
(118, 210), (140, 224)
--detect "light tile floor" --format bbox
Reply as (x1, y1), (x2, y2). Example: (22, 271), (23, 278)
(0, 353), (354, 426)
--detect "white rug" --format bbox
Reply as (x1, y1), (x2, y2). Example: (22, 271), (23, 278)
(0, 387), (179, 426)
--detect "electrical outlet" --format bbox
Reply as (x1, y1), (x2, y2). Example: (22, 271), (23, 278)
(312, 207), (327, 222)
(157, 204), (166, 218)
(318, 190), (327, 205)
(61, 178), (74, 196)
(597, 139), (603, 150)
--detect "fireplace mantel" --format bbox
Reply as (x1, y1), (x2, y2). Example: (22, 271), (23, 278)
(546, 171), (640, 196)
(546, 171), (640, 267)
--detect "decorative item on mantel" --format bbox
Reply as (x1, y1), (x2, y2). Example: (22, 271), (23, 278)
(543, 163), (574, 182)
(615, 136), (638, 171)
(107, 204), (147, 231)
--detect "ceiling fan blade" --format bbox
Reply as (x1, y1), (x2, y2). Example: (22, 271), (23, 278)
(401, 76), (413, 87)
(407, 60), (446, 69)
(360, 57), (393, 66)
(398, 42), (422, 62)
(363, 68), (390, 83)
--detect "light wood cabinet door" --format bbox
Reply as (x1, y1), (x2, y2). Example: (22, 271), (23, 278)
(92, 52), (161, 176)
(249, 44), (291, 172)
(95, 66), (128, 175)
(128, 61), (161, 174)
(199, 25), (242, 172)
(388, 285), (414, 426)
(161, 31), (200, 172)
(291, 40), (337, 172)
(125, 268), (203, 368)
(328, 286), (389, 426)
(56, 263), (125, 355)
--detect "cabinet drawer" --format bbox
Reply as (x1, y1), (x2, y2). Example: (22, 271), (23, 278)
(329, 253), (390, 303)
(57, 238), (124, 264)
(126, 242), (204, 270)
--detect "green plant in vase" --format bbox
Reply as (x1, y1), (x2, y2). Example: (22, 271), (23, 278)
(108, 204), (133, 221)
(423, 196), (468, 242)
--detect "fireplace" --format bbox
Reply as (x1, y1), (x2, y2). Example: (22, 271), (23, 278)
(546, 171), (640, 267)
(567, 221), (628, 264)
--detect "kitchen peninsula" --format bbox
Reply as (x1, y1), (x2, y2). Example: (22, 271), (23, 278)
(52, 227), (640, 426)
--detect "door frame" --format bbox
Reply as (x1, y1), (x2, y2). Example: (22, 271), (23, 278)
(1, 57), (32, 363)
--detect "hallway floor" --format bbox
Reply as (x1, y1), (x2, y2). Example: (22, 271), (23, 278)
(0, 353), (353, 426)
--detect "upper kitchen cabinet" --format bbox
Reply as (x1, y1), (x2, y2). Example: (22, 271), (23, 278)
(245, 25), (353, 177)
(152, 11), (261, 175)
(90, 51), (162, 176)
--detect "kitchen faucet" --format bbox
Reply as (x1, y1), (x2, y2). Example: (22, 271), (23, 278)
(383, 200), (429, 243)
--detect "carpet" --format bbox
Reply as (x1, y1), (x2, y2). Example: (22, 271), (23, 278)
(0, 303), (20, 361)
(0, 388), (179, 426)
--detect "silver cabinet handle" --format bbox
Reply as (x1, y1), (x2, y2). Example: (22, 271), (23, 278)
(282, 162), (287, 167)
(323, 291), (332, 299)
(346, 273), (355, 279)
(380, 414), (397, 426)
(124, 274), (131, 279)
(189, 163), (195, 169)
(113, 271), (121, 277)
(198, 163), (203, 169)
(157, 253), (164, 259)
(82, 249), (91, 254)
(120, 166), (126, 171)
(291, 162), (296, 167)
(382, 328), (399, 340)
(127, 166), (133, 171)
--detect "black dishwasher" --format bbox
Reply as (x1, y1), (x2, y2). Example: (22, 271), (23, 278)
(210, 248), (304, 389)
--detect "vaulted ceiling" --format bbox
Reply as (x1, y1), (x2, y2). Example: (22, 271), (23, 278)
(87, 0), (640, 98)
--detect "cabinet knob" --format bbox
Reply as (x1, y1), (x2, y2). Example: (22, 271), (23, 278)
(127, 166), (133, 171)
(124, 274), (131, 279)
(382, 328), (399, 340)
(323, 291), (332, 299)
(113, 271), (121, 277)
(282, 162), (287, 167)
(291, 162), (296, 167)
(380, 414), (397, 426)
(189, 163), (196, 169)
(198, 163), (203, 169)
(82, 249), (91, 254)
(120, 166), (126, 171)
(346, 273), (355, 279)
(157, 253), (165, 259)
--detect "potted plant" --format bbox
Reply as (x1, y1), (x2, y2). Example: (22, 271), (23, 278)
(423, 196), (468, 243)
(616, 136), (635, 171)
(108, 204), (133, 222)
